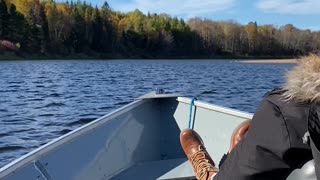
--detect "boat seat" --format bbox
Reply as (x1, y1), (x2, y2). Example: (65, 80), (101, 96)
(111, 158), (196, 180)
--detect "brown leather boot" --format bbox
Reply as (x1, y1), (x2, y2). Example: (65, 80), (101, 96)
(228, 120), (251, 153)
(180, 129), (219, 180)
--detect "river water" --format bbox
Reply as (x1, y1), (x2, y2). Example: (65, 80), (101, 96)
(0, 60), (294, 168)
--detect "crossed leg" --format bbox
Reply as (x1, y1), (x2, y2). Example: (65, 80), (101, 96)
(180, 120), (251, 180)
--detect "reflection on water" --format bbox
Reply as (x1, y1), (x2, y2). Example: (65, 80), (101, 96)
(0, 60), (294, 167)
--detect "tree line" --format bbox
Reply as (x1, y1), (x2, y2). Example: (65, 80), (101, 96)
(0, 0), (319, 58)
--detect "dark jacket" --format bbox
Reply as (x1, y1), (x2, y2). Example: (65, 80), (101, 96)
(308, 103), (320, 178)
(214, 89), (313, 180)
(213, 55), (320, 180)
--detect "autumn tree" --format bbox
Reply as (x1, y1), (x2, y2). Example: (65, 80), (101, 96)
(245, 22), (258, 55)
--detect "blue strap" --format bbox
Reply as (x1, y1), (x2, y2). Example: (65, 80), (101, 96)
(188, 98), (197, 129)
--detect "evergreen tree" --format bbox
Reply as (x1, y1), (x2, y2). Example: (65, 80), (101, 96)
(7, 4), (28, 44)
(26, 7), (42, 52)
(69, 6), (87, 52)
(0, 0), (9, 38)
(39, 4), (49, 53)
(91, 7), (103, 52)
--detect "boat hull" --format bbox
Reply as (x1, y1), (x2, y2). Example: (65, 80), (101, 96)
(0, 92), (315, 179)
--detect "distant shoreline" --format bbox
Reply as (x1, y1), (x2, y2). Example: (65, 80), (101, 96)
(240, 59), (298, 64)
(0, 52), (297, 61)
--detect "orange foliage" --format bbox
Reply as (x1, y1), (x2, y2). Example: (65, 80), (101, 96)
(56, 3), (69, 15)
(12, 0), (36, 16)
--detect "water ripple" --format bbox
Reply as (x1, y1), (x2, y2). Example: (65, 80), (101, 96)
(67, 118), (97, 126)
(44, 102), (65, 108)
(0, 146), (25, 153)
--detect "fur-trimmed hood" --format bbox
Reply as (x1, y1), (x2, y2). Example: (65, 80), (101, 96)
(282, 54), (320, 103)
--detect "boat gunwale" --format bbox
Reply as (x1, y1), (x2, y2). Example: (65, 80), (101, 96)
(0, 99), (146, 178)
(177, 97), (253, 120)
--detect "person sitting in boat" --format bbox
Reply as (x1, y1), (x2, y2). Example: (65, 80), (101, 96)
(180, 54), (320, 180)
(308, 103), (320, 178)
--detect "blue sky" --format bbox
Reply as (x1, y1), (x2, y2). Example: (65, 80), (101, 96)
(68, 0), (320, 31)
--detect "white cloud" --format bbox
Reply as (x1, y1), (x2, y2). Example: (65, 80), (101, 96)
(110, 0), (236, 18)
(257, 0), (320, 15)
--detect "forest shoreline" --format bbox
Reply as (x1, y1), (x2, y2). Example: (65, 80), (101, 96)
(1, 0), (318, 61)
(0, 52), (296, 61)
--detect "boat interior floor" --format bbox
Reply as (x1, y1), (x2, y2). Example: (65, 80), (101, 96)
(111, 158), (196, 180)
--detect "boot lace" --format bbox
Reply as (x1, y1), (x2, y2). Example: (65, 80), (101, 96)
(189, 145), (218, 179)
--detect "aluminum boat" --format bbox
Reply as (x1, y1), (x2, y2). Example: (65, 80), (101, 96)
(0, 91), (315, 180)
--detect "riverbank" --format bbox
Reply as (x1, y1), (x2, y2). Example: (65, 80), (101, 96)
(0, 52), (296, 60)
(240, 59), (298, 64)
(0, 52), (105, 60)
